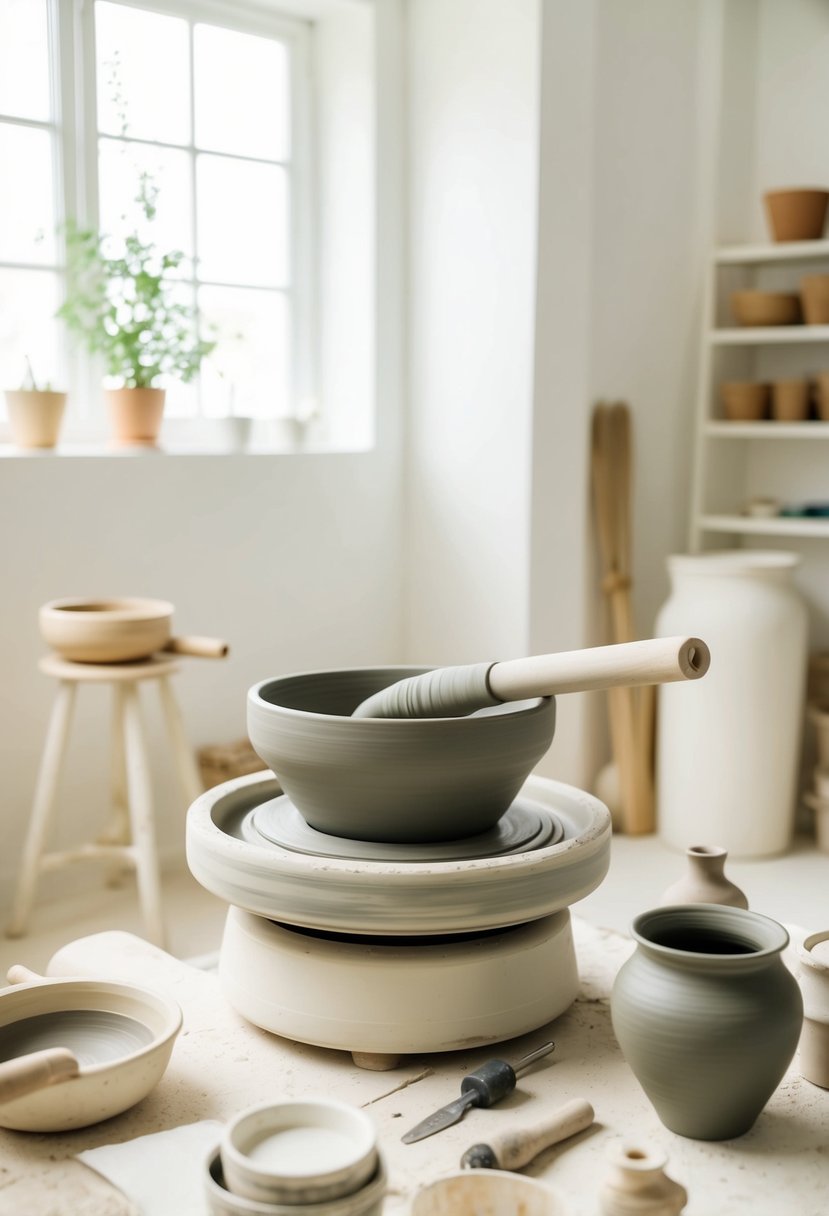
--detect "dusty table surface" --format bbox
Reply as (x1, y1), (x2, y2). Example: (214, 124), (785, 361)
(0, 918), (825, 1216)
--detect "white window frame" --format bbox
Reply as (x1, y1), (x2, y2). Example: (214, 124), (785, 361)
(52, 0), (315, 434)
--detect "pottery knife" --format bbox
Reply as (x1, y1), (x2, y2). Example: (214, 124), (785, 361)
(401, 1042), (555, 1145)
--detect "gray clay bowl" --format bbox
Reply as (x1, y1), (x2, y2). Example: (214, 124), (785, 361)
(247, 668), (557, 843)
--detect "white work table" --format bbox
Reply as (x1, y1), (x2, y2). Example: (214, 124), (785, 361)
(0, 918), (825, 1216)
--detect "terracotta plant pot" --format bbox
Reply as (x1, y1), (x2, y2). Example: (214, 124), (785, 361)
(772, 379), (810, 422)
(719, 381), (769, 422)
(4, 390), (67, 449)
(813, 373), (829, 421)
(730, 291), (802, 327)
(105, 387), (166, 447)
(800, 276), (829, 325)
(764, 189), (829, 243)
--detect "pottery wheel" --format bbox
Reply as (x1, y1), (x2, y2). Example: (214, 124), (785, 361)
(249, 794), (562, 861)
(186, 772), (611, 936)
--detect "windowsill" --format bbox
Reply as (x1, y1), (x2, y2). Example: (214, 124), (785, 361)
(0, 441), (372, 458)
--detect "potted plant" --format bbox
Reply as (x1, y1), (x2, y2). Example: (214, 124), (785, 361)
(4, 357), (67, 450)
(58, 175), (214, 447)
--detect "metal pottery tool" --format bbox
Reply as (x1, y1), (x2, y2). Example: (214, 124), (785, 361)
(353, 636), (710, 719)
(460, 1097), (594, 1170)
(401, 1042), (555, 1144)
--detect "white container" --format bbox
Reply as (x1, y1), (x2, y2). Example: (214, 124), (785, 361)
(655, 551), (807, 857)
(797, 930), (829, 1088)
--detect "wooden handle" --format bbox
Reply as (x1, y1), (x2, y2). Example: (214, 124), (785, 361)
(163, 636), (229, 659)
(0, 1048), (79, 1105)
(465, 1098), (595, 1170)
(488, 637), (709, 701)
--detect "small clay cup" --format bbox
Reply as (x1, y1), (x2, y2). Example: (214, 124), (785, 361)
(719, 381), (769, 422)
(4, 390), (67, 449)
(730, 291), (801, 327)
(247, 668), (556, 843)
(771, 380), (809, 422)
(220, 1100), (378, 1205)
(764, 189), (829, 242)
(800, 276), (829, 326)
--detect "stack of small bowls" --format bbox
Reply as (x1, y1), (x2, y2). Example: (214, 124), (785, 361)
(206, 1100), (385, 1216)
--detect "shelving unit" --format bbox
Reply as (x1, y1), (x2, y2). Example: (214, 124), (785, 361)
(689, 238), (829, 550)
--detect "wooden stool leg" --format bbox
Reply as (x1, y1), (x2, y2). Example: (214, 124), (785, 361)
(122, 685), (166, 950)
(101, 684), (131, 888)
(7, 681), (77, 938)
(158, 677), (203, 806)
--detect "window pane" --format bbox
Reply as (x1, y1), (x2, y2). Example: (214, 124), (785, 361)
(98, 138), (193, 265)
(194, 24), (289, 161)
(95, 2), (189, 145)
(0, 0), (50, 121)
(197, 156), (288, 287)
(199, 286), (289, 419)
(0, 269), (61, 412)
(0, 124), (55, 264)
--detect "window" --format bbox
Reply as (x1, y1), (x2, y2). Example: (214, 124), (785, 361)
(0, 0), (312, 433)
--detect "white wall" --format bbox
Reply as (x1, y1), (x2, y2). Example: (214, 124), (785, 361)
(404, 0), (540, 667)
(0, 452), (401, 901)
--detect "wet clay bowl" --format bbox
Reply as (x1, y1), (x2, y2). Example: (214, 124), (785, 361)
(729, 291), (802, 327)
(206, 1146), (386, 1216)
(0, 969), (182, 1131)
(247, 668), (556, 843)
(221, 1099), (377, 1205)
(39, 597), (227, 663)
(411, 1171), (571, 1216)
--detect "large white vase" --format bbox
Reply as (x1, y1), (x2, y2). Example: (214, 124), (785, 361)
(656, 551), (807, 857)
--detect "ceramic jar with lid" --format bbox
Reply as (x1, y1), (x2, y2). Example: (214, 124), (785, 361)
(655, 551), (807, 857)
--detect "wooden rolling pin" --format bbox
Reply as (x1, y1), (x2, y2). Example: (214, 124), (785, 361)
(0, 1047), (78, 1105)
(460, 1098), (595, 1170)
(353, 637), (710, 719)
(162, 636), (228, 659)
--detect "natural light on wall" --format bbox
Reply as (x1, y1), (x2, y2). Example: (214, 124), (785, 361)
(0, 0), (377, 452)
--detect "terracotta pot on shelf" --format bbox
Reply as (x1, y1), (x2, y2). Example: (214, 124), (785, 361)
(105, 387), (166, 447)
(801, 276), (829, 325)
(4, 390), (67, 449)
(730, 291), (801, 327)
(719, 381), (769, 422)
(812, 373), (829, 421)
(764, 189), (829, 243)
(772, 379), (810, 422)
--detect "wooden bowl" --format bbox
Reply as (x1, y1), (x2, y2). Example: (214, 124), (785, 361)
(247, 668), (556, 843)
(39, 597), (173, 662)
(764, 189), (829, 242)
(720, 382), (770, 422)
(730, 291), (802, 327)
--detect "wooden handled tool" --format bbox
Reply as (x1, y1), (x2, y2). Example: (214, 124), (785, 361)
(353, 637), (710, 719)
(460, 1098), (595, 1170)
(162, 636), (228, 659)
(0, 1047), (79, 1105)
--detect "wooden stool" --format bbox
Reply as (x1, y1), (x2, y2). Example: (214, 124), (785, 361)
(7, 655), (204, 950)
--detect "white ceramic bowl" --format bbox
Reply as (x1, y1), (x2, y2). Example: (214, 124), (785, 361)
(220, 1100), (378, 1205)
(0, 973), (182, 1132)
(206, 1146), (385, 1216)
(411, 1170), (571, 1216)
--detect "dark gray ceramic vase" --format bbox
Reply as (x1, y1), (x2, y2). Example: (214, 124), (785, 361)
(611, 904), (803, 1140)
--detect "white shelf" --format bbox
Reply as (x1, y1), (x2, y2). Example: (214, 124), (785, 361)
(715, 239), (829, 265)
(699, 514), (829, 538)
(710, 325), (829, 345)
(705, 422), (829, 438)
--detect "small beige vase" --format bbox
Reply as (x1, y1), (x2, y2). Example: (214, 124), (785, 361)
(599, 1143), (687, 1216)
(105, 387), (166, 447)
(659, 845), (748, 909)
(5, 390), (67, 448)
